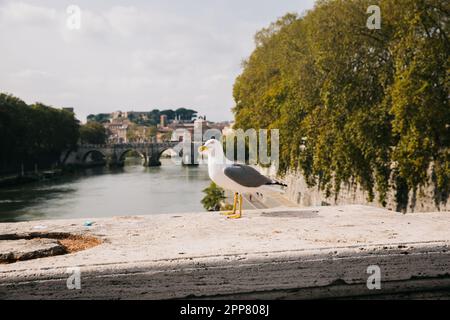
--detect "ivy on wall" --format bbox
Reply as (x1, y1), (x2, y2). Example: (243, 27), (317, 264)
(233, 0), (449, 209)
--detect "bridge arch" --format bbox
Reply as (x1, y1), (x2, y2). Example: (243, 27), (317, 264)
(82, 150), (107, 164)
(158, 147), (180, 161)
(62, 142), (189, 168)
(156, 142), (199, 166)
(118, 149), (147, 165)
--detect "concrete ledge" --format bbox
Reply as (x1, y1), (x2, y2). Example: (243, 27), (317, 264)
(0, 238), (65, 263)
(0, 205), (449, 299)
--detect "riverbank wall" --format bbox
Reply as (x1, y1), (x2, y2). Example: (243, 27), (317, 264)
(1, 205), (449, 299)
(257, 165), (449, 213)
(282, 171), (449, 213)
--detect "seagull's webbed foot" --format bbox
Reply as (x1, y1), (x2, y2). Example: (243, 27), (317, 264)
(220, 211), (235, 216)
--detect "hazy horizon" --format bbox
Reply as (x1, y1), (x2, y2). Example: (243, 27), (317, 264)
(0, 0), (316, 123)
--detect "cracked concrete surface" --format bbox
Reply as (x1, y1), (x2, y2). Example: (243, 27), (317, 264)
(0, 205), (449, 299)
(0, 238), (65, 263)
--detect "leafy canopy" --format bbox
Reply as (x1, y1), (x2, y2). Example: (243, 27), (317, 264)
(233, 0), (449, 208)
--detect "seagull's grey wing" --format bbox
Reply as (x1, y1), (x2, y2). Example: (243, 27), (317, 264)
(223, 164), (272, 188)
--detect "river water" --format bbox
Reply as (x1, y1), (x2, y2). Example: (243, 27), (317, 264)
(0, 159), (211, 222)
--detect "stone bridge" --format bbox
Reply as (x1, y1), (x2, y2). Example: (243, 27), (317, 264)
(62, 141), (201, 167)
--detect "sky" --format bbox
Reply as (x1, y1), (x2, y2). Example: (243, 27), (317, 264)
(0, 0), (316, 123)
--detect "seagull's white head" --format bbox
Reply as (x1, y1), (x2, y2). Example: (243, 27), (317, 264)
(198, 139), (223, 158)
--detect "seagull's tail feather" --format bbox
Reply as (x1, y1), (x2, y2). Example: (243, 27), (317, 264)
(265, 180), (288, 187)
(261, 180), (288, 194)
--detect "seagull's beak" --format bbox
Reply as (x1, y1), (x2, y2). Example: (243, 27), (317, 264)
(198, 145), (208, 153)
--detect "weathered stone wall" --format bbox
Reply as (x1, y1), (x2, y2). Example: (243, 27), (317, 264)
(282, 170), (449, 213)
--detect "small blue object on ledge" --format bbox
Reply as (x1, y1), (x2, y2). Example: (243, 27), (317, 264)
(84, 221), (94, 227)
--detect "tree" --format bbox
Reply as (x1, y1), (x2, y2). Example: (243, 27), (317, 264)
(175, 108), (198, 121)
(87, 113), (111, 123)
(160, 109), (176, 120)
(80, 122), (107, 145)
(0, 93), (80, 173)
(232, 0), (449, 209)
(201, 182), (226, 211)
(387, 0), (449, 203)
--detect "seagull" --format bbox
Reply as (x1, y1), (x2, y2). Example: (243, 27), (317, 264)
(198, 139), (286, 219)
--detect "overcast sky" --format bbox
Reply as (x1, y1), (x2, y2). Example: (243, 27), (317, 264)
(0, 0), (315, 122)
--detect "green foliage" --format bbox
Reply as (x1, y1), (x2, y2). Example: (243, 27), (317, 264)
(0, 93), (80, 173)
(233, 0), (449, 208)
(130, 110), (160, 126)
(174, 108), (198, 121)
(87, 113), (111, 123)
(88, 108), (198, 127)
(80, 122), (107, 145)
(160, 109), (176, 120)
(201, 182), (226, 211)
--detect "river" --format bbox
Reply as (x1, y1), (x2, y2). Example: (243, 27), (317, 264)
(0, 159), (211, 222)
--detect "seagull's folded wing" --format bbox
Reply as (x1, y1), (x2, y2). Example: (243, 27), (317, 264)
(223, 164), (272, 188)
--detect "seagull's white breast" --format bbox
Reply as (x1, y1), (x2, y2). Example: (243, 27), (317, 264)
(205, 144), (261, 194)
(209, 163), (259, 194)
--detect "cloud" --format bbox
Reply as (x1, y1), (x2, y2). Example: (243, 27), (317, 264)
(0, 2), (56, 27)
(105, 6), (148, 37)
(13, 69), (54, 79)
(0, 0), (316, 122)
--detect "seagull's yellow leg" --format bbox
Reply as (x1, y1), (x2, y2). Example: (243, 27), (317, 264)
(228, 194), (243, 219)
(221, 193), (237, 216)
